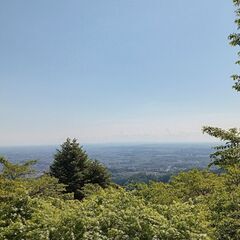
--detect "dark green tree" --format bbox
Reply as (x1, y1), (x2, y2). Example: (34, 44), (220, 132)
(84, 160), (111, 187)
(50, 138), (111, 199)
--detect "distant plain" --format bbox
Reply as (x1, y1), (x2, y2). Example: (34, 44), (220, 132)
(0, 143), (214, 184)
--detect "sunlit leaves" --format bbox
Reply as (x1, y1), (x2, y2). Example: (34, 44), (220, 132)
(229, 2), (240, 91)
(203, 127), (240, 168)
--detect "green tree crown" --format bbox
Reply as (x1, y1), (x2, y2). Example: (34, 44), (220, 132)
(50, 138), (111, 199)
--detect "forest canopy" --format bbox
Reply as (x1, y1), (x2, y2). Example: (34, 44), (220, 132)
(1, 133), (240, 239)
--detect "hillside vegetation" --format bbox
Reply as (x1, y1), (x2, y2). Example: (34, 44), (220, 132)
(1, 127), (240, 239)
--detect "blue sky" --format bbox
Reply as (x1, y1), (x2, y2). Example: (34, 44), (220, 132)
(1, 0), (240, 146)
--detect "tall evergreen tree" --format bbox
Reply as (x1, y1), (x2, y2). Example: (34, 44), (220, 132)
(50, 138), (111, 199)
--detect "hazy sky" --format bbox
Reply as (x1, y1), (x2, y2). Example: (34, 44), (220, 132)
(1, 0), (240, 146)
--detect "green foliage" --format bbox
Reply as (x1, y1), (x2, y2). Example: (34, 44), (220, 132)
(229, 0), (240, 91)
(224, 164), (240, 188)
(27, 174), (73, 199)
(2, 156), (240, 239)
(80, 183), (103, 198)
(0, 157), (73, 239)
(0, 157), (70, 200)
(199, 2), (240, 237)
(0, 187), (214, 240)
(130, 168), (240, 239)
(84, 160), (111, 188)
(50, 138), (111, 199)
(0, 156), (36, 180)
(76, 188), (213, 240)
(203, 127), (240, 168)
(128, 181), (178, 205)
(208, 187), (240, 240)
(50, 138), (90, 196)
(170, 169), (224, 201)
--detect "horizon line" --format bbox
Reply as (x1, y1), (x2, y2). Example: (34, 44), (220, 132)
(0, 141), (221, 148)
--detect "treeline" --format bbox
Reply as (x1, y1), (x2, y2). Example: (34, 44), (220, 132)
(1, 128), (240, 239)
